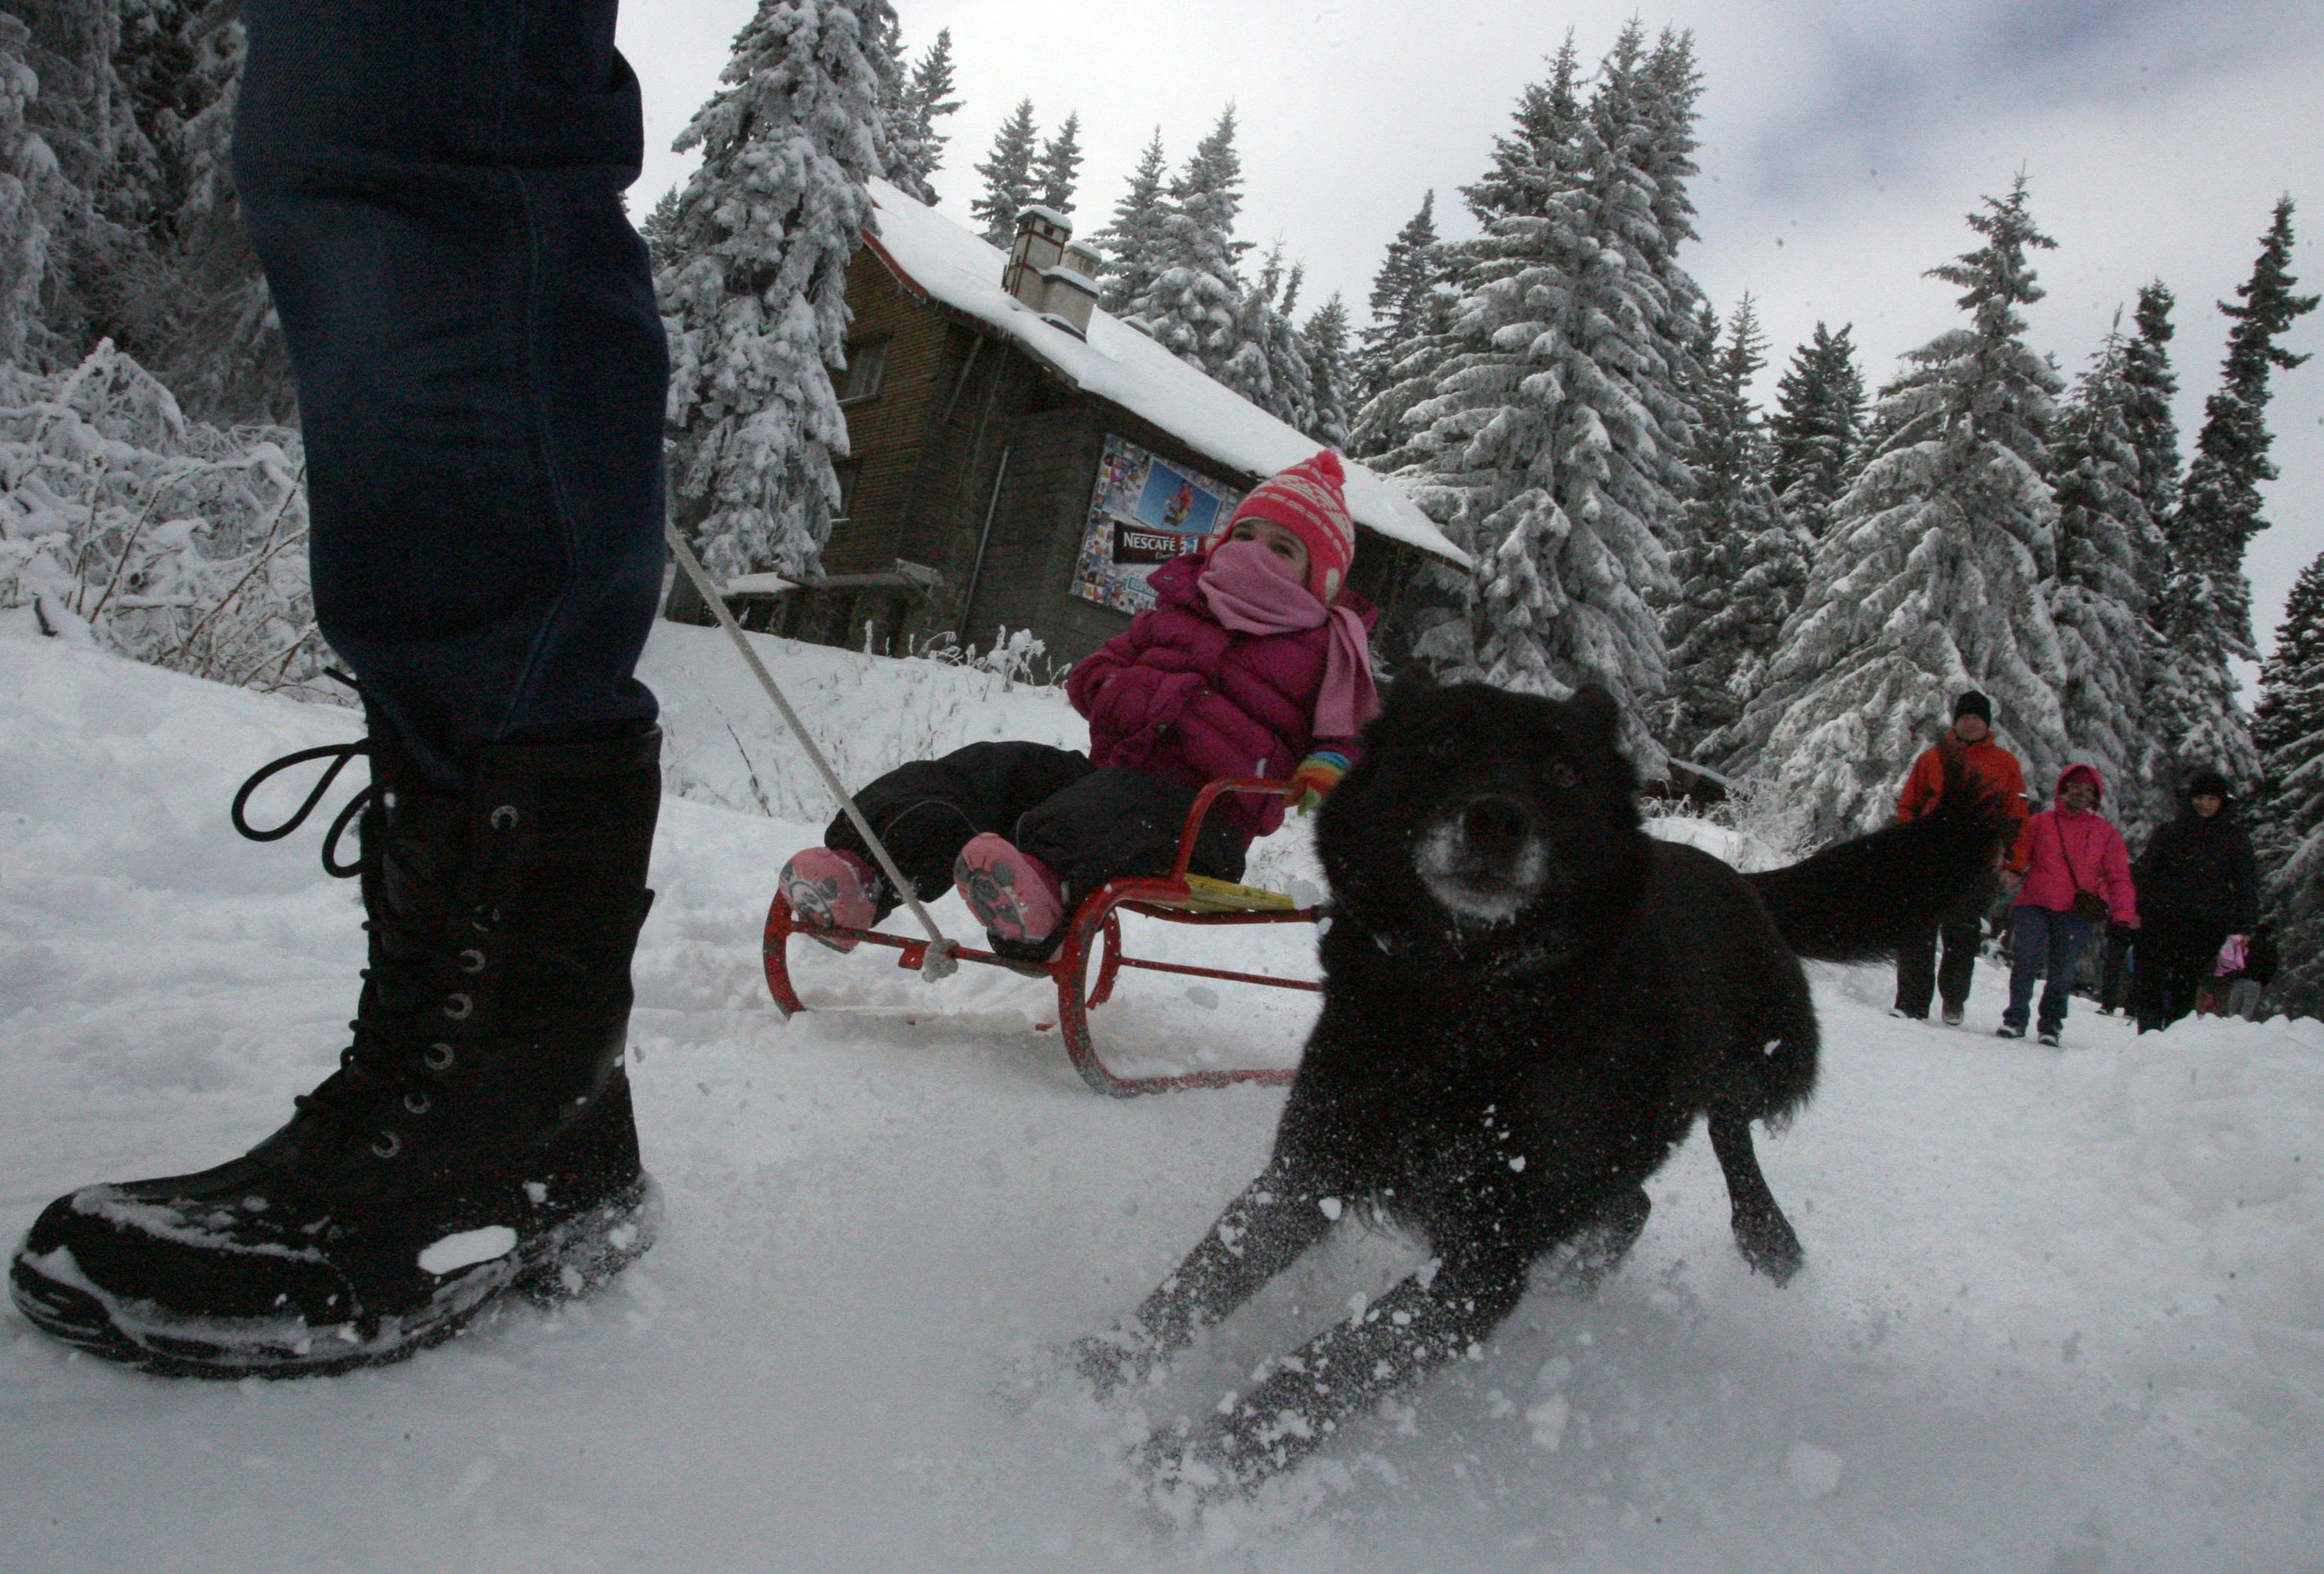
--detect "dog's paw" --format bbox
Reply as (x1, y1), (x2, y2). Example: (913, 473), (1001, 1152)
(1733, 1206), (1805, 1285)
(1069, 1328), (1160, 1398)
(1134, 1423), (1245, 1519)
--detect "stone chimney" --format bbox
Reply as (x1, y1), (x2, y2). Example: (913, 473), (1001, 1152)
(1003, 208), (1101, 341)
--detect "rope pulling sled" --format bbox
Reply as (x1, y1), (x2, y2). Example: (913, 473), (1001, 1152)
(666, 524), (1322, 1096)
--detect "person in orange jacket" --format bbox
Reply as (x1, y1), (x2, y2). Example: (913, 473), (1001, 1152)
(1891, 692), (2031, 1024)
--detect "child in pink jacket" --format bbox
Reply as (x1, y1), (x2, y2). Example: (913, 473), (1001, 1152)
(1998, 762), (2136, 1045)
(778, 451), (1381, 958)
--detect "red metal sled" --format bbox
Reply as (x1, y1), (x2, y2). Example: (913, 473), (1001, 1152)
(763, 780), (1321, 1097)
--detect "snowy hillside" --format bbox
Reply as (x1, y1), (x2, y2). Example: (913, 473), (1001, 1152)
(5, 616), (2323, 1574)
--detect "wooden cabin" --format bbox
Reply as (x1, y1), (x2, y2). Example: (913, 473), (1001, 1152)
(717, 183), (1467, 671)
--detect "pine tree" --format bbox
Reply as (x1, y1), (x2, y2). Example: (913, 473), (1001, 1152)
(1032, 111), (1083, 215)
(1663, 298), (1791, 764)
(1303, 292), (1352, 450)
(1089, 128), (1169, 315)
(1727, 179), (2069, 840)
(1387, 31), (1708, 772)
(0, 12), (66, 365)
(2119, 282), (2182, 602)
(658, 0), (893, 585)
(1461, 34), (1581, 224)
(879, 25), (959, 204)
(970, 98), (1040, 245)
(2047, 323), (2158, 824)
(1346, 190), (1452, 457)
(2255, 551), (2324, 1016)
(2147, 198), (2319, 789)
(1768, 322), (1866, 541)
(1122, 107), (1251, 384)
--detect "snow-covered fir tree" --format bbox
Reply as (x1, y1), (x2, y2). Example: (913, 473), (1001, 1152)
(0, 1), (289, 420)
(1662, 297), (1790, 765)
(970, 99), (1040, 245)
(1122, 107), (1251, 385)
(2146, 197), (2318, 789)
(1303, 292), (1353, 450)
(658, 0), (893, 585)
(2119, 282), (2182, 601)
(2255, 552), (2324, 1016)
(0, 13), (63, 365)
(1089, 129), (1168, 315)
(1346, 190), (1454, 459)
(1032, 112), (1083, 216)
(1768, 322), (1866, 541)
(1217, 247), (1315, 434)
(2046, 322), (2161, 830)
(878, 24), (958, 205)
(1727, 179), (2069, 840)
(1387, 29), (1709, 773)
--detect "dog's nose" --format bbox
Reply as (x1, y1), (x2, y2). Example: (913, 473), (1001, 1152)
(1461, 794), (1532, 860)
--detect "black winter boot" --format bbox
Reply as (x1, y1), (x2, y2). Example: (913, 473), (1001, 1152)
(9, 725), (663, 1377)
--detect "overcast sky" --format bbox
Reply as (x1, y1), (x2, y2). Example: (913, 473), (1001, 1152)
(618, 0), (2324, 673)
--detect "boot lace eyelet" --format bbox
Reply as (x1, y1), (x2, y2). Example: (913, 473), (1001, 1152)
(458, 948), (486, 973)
(371, 1129), (403, 1159)
(424, 1042), (456, 1071)
(472, 906), (499, 933)
(444, 992), (473, 1020)
(403, 1090), (432, 1115)
(490, 805), (520, 831)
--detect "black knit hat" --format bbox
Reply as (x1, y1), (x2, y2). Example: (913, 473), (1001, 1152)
(1952, 690), (1993, 724)
(2187, 768), (2232, 801)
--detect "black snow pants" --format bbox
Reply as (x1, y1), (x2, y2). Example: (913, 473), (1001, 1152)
(2132, 916), (2229, 1032)
(823, 741), (1248, 926)
(1893, 874), (1995, 1017)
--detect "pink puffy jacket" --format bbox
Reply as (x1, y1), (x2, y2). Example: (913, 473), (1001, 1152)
(1066, 555), (1376, 840)
(2010, 763), (2137, 925)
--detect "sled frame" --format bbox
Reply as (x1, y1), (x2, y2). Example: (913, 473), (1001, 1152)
(763, 780), (1319, 1096)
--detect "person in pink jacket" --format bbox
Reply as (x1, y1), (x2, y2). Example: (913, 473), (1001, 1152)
(777, 451), (1381, 959)
(1997, 763), (2136, 1045)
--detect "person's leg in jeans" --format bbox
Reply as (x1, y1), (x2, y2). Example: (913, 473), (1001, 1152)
(9, 0), (670, 1377)
(2035, 911), (2093, 1038)
(2002, 906), (2048, 1034)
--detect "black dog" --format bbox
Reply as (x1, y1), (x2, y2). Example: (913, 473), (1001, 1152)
(1076, 680), (2005, 1499)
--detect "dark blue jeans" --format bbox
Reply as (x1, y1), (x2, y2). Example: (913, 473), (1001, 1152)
(234, 0), (667, 787)
(2005, 906), (2094, 1035)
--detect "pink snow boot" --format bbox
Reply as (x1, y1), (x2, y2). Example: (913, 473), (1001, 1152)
(953, 833), (1065, 950)
(778, 847), (881, 952)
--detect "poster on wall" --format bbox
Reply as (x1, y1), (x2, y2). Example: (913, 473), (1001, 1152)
(1070, 433), (1244, 614)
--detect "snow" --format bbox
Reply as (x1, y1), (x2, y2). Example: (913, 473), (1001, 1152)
(7, 613), (2324, 1572)
(860, 179), (1467, 572)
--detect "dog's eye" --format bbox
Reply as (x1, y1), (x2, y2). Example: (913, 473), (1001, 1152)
(1547, 761), (1580, 789)
(1426, 732), (1461, 760)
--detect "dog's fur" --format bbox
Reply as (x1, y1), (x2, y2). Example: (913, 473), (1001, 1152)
(1078, 680), (2008, 1499)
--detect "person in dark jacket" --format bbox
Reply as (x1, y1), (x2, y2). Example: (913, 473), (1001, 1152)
(2131, 768), (2261, 1032)
(1891, 692), (2031, 1024)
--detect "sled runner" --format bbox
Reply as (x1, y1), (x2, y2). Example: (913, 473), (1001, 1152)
(763, 780), (1321, 1097)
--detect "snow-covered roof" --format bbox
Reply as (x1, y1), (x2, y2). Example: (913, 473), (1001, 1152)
(860, 180), (1467, 570)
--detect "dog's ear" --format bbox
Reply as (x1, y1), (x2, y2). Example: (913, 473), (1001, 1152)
(1568, 682), (1620, 745)
(1377, 669), (1437, 714)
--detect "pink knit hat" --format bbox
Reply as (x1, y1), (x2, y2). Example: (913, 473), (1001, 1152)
(1203, 450), (1358, 603)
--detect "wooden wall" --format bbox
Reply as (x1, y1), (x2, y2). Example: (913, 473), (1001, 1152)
(771, 246), (1432, 673)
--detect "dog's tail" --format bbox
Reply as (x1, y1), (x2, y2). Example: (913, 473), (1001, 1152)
(1746, 747), (2016, 964)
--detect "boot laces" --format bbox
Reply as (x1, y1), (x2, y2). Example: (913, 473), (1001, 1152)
(231, 740), (478, 1143)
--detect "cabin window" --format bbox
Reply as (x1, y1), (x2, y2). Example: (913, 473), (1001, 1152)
(836, 338), (888, 405)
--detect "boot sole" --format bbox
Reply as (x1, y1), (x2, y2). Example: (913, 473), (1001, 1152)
(8, 1175), (661, 1380)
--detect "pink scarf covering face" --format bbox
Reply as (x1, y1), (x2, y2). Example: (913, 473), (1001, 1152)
(1196, 539), (1381, 738)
